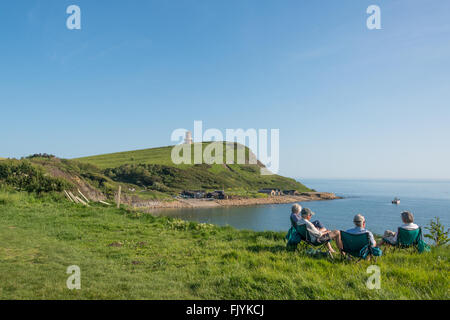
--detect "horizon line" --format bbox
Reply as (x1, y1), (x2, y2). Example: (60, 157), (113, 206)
(296, 177), (450, 182)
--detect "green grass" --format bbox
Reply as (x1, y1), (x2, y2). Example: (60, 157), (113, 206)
(76, 145), (180, 168)
(0, 189), (448, 300)
(1, 143), (312, 206)
(73, 143), (312, 194)
(76, 142), (256, 169)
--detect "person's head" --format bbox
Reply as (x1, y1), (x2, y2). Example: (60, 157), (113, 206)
(401, 211), (414, 224)
(291, 203), (302, 215)
(300, 208), (315, 220)
(353, 214), (366, 228)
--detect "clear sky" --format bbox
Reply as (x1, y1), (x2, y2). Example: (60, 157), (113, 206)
(1, 0), (449, 180)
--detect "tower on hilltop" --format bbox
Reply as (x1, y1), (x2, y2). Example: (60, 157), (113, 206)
(184, 131), (193, 144)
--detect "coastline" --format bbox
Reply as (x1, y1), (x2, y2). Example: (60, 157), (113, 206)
(130, 192), (341, 210)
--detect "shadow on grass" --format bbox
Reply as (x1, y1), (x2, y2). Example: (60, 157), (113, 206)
(247, 244), (343, 264)
(246, 244), (287, 254)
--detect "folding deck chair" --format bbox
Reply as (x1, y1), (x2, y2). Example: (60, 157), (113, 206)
(341, 230), (382, 262)
(383, 227), (430, 253)
(286, 217), (331, 255)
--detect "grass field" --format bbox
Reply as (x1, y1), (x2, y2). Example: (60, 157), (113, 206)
(75, 142), (256, 169)
(0, 189), (448, 300)
(76, 145), (181, 168)
(5, 143), (311, 197)
(75, 142), (310, 191)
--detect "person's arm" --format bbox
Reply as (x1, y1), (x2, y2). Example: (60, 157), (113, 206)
(306, 221), (322, 238)
(369, 232), (376, 247)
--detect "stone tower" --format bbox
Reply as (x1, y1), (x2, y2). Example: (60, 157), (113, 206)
(184, 131), (193, 144)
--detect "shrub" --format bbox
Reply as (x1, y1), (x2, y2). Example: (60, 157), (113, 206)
(25, 153), (56, 159)
(104, 164), (179, 190)
(0, 160), (73, 193)
(425, 217), (449, 246)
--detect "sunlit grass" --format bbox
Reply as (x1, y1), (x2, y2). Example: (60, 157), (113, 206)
(0, 190), (448, 299)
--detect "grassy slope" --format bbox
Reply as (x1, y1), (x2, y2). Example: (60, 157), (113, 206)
(74, 143), (311, 194)
(0, 190), (448, 300)
(76, 145), (180, 168)
(75, 143), (254, 168)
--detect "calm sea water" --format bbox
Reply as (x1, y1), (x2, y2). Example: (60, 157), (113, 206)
(153, 179), (450, 235)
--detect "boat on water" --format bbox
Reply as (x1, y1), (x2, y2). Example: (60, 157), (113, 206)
(392, 197), (400, 204)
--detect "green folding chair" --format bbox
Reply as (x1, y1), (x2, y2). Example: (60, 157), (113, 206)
(384, 227), (430, 253)
(285, 223), (301, 251)
(341, 231), (382, 262)
(293, 220), (331, 254)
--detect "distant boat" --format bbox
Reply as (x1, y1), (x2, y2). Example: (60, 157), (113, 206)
(392, 197), (400, 205)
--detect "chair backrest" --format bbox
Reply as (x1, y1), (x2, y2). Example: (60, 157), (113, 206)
(397, 227), (421, 247)
(289, 217), (310, 242)
(341, 231), (371, 257)
(295, 223), (309, 241)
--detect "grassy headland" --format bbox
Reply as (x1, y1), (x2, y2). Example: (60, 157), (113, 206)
(0, 189), (448, 299)
(74, 142), (311, 194)
(0, 143), (312, 205)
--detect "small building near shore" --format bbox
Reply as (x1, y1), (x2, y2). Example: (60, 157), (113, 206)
(283, 190), (300, 196)
(258, 188), (282, 196)
(207, 190), (228, 199)
(181, 190), (206, 199)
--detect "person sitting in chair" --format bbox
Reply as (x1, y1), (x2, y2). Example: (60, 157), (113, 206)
(346, 214), (376, 247)
(380, 211), (419, 245)
(291, 204), (343, 254)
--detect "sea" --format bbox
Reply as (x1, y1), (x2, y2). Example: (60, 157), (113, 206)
(152, 179), (450, 236)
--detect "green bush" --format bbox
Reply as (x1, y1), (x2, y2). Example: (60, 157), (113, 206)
(0, 160), (73, 193)
(25, 153), (55, 159)
(425, 217), (449, 246)
(104, 164), (169, 187)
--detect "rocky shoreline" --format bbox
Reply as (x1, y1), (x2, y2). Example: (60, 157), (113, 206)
(131, 192), (341, 210)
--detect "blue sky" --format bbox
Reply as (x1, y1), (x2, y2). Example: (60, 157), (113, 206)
(1, 0), (449, 179)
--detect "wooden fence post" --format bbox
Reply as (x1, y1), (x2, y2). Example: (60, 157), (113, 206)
(78, 189), (90, 203)
(117, 185), (122, 208)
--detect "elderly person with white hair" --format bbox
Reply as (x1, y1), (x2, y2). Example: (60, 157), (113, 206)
(381, 211), (419, 245)
(290, 204), (343, 254)
(346, 214), (376, 247)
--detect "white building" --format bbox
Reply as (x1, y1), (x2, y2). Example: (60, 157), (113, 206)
(184, 131), (193, 144)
